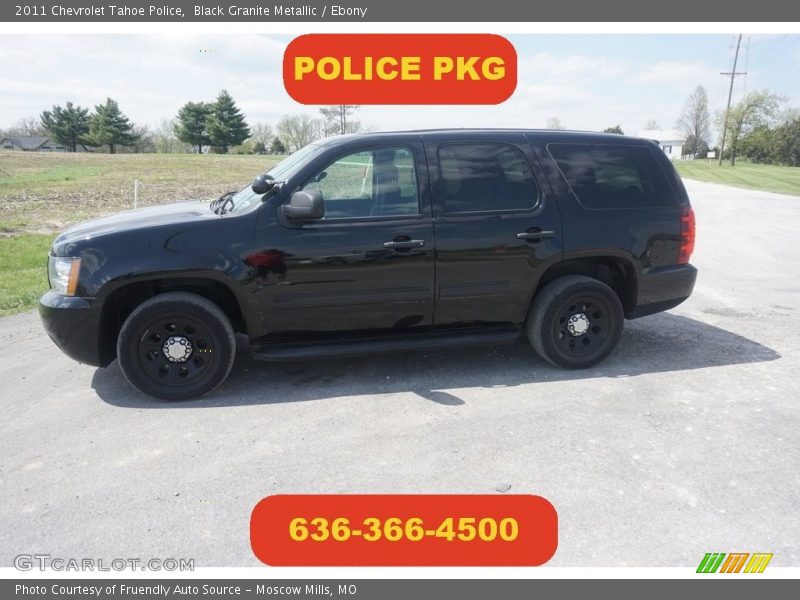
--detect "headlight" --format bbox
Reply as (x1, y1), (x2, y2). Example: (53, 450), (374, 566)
(48, 256), (81, 296)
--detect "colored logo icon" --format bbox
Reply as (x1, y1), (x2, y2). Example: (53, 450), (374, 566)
(697, 552), (773, 573)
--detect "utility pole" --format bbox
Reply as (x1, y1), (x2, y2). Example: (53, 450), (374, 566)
(718, 34), (747, 166)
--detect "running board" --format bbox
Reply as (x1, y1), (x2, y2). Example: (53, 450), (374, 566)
(252, 328), (522, 362)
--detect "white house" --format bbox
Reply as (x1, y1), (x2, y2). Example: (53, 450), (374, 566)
(637, 129), (686, 160)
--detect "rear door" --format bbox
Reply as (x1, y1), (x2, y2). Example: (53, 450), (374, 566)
(425, 132), (562, 326)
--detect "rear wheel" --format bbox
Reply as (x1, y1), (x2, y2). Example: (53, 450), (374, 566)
(527, 275), (624, 369)
(116, 292), (235, 400)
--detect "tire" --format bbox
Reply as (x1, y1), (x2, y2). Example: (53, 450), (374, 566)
(527, 275), (624, 369)
(116, 292), (236, 400)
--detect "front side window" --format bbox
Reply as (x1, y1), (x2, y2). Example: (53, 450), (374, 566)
(438, 143), (539, 214)
(547, 143), (676, 209)
(302, 147), (420, 219)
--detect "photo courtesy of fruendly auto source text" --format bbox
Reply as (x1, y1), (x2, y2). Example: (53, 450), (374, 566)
(0, 0), (799, 597)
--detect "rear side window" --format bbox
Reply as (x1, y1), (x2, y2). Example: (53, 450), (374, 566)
(438, 143), (539, 214)
(547, 143), (676, 209)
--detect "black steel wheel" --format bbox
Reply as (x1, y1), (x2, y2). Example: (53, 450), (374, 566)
(527, 275), (624, 369)
(117, 292), (235, 400)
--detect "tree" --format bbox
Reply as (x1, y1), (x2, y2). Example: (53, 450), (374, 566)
(130, 124), (155, 153)
(40, 102), (90, 152)
(276, 114), (320, 151)
(772, 117), (800, 167)
(206, 90), (250, 153)
(603, 125), (624, 135)
(153, 118), (183, 153)
(311, 118), (328, 141)
(344, 120), (363, 134)
(777, 107), (800, 126)
(319, 105), (360, 136)
(545, 117), (564, 130)
(269, 137), (287, 154)
(6, 116), (47, 138)
(717, 90), (784, 166)
(86, 98), (138, 154)
(676, 85), (711, 157)
(644, 119), (660, 130)
(737, 126), (773, 164)
(683, 134), (709, 158)
(175, 102), (212, 153)
(249, 122), (273, 154)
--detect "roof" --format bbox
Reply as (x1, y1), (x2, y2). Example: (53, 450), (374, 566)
(636, 129), (686, 143)
(315, 128), (660, 147)
(0, 136), (53, 150)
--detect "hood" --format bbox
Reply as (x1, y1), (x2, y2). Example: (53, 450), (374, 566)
(54, 200), (218, 245)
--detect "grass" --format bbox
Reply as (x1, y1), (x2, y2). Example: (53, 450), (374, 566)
(675, 160), (800, 197)
(0, 166), (103, 190)
(0, 234), (54, 316)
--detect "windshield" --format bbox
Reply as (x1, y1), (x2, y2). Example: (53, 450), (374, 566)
(228, 143), (325, 214)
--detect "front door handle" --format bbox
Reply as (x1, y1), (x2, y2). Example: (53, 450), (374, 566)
(516, 229), (555, 241)
(384, 239), (425, 249)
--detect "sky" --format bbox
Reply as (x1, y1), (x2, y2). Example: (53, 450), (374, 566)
(1, 33), (799, 137)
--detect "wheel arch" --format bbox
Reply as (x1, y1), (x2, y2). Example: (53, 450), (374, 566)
(97, 275), (247, 367)
(531, 254), (638, 318)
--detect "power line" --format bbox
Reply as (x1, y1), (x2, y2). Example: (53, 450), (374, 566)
(752, 36), (800, 71)
(750, 35), (789, 70)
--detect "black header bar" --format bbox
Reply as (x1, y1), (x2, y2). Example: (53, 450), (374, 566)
(3, 1), (799, 22)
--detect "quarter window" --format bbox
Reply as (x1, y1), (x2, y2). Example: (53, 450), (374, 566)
(547, 143), (676, 209)
(438, 143), (539, 214)
(302, 147), (419, 219)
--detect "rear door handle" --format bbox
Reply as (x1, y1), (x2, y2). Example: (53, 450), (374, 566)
(516, 229), (555, 241)
(384, 239), (425, 249)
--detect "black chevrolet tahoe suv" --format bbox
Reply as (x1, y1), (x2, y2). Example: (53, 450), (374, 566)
(40, 129), (697, 400)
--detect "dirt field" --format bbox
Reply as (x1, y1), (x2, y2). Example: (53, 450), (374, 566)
(0, 151), (280, 236)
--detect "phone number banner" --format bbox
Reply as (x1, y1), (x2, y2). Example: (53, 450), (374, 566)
(250, 494), (558, 566)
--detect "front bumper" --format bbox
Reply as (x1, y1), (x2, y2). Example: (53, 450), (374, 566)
(628, 263), (698, 319)
(39, 291), (105, 367)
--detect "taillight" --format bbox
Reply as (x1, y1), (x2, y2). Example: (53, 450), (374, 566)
(678, 205), (695, 264)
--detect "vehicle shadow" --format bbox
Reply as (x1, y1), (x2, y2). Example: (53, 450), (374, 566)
(92, 313), (780, 409)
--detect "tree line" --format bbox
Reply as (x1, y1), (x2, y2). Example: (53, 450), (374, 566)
(541, 86), (798, 168)
(673, 85), (798, 166)
(6, 87), (798, 166)
(1, 93), (362, 156)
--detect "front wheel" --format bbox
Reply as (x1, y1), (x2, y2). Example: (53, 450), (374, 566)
(526, 275), (624, 369)
(116, 292), (236, 400)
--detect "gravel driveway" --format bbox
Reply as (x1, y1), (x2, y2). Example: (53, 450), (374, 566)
(1, 178), (798, 568)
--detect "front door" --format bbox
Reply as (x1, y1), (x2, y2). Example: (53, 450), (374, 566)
(252, 141), (435, 339)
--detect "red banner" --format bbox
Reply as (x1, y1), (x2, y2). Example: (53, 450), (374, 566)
(251, 494), (557, 566)
(283, 34), (517, 105)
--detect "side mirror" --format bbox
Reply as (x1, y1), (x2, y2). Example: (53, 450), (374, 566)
(251, 173), (275, 194)
(284, 189), (324, 221)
